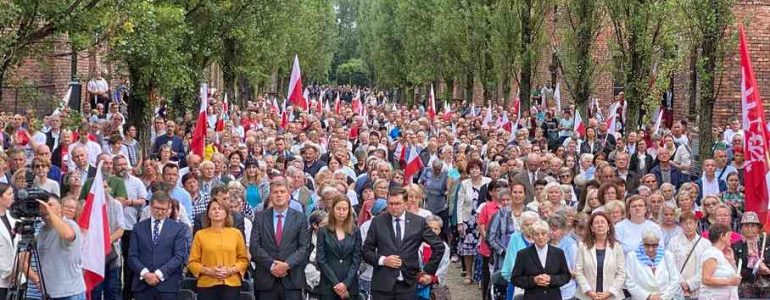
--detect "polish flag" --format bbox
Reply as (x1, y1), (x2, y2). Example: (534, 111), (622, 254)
(605, 102), (619, 142)
(215, 93), (228, 132)
(190, 84), (208, 157)
(394, 142), (407, 163)
(280, 99), (289, 129)
(469, 103), (477, 117)
(272, 98), (280, 114)
(482, 104), (493, 126)
(324, 97), (330, 112)
(427, 84), (436, 120)
(499, 112), (512, 133)
(442, 100), (452, 121)
(554, 82), (562, 113)
(352, 90), (362, 115)
(574, 109), (585, 137)
(78, 161), (111, 299)
(739, 25), (770, 232)
(653, 108), (664, 135)
(334, 93), (341, 114)
(403, 145), (423, 183)
(287, 55), (307, 110)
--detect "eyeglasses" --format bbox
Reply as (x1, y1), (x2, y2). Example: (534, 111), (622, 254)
(643, 243), (659, 248)
(33, 165), (48, 169)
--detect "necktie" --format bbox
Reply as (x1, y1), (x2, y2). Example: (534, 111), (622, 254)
(395, 217), (402, 243)
(276, 214), (284, 246)
(152, 219), (160, 243)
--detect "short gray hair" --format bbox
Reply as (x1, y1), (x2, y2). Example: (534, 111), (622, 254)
(530, 220), (550, 234)
(641, 229), (661, 244)
(425, 215), (443, 228)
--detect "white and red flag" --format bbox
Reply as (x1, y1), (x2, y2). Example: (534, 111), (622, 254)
(334, 93), (341, 114)
(574, 109), (585, 138)
(442, 100), (452, 121)
(190, 83), (208, 157)
(403, 145), (423, 183)
(427, 84), (436, 120)
(653, 107), (664, 135)
(554, 83), (562, 113)
(78, 161), (111, 299)
(740, 25), (770, 232)
(280, 99), (289, 129)
(482, 104), (493, 126)
(352, 90), (363, 115)
(287, 55), (307, 110)
(498, 112), (512, 133)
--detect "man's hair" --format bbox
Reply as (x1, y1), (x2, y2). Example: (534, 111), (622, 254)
(151, 191), (171, 204)
(270, 177), (290, 190)
(210, 185), (228, 199)
(162, 163), (179, 173)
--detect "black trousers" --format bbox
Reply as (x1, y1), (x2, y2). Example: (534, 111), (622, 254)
(257, 280), (301, 300)
(121, 230), (133, 300)
(371, 281), (417, 300)
(134, 289), (176, 300)
(0, 287), (7, 300)
(481, 256), (491, 300)
(197, 285), (240, 300)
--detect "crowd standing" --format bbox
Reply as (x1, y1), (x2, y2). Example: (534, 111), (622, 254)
(0, 82), (767, 300)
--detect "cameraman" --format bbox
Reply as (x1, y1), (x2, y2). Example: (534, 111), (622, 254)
(32, 194), (86, 300)
(0, 183), (18, 300)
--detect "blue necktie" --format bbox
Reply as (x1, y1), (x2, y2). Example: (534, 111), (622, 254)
(152, 219), (160, 243)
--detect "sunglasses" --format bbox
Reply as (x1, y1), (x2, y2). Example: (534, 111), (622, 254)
(643, 243), (659, 248)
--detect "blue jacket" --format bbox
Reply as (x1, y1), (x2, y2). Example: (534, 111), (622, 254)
(650, 164), (687, 189)
(128, 218), (190, 294)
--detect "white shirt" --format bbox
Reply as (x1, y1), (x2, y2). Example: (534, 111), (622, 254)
(615, 219), (665, 254)
(69, 140), (103, 168)
(140, 217), (167, 282)
(536, 244), (548, 268)
(378, 213), (407, 281)
(701, 176), (720, 197)
(123, 174), (148, 230)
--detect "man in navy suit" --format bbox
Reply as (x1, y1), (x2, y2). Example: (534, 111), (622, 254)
(128, 191), (189, 300)
(250, 177), (311, 300)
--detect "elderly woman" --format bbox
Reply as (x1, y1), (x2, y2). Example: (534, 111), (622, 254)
(510, 219), (571, 300)
(669, 211), (710, 299)
(575, 212), (626, 300)
(500, 211), (540, 299)
(528, 182), (564, 212)
(732, 212), (770, 299)
(405, 184), (432, 218)
(658, 203), (682, 248)
(603, 200), (626, 225)
(32, 158), (59, 196)
(699, 223), (740, 300)
(487, 188), (517, 299)
(624, 230), (682, 300)
(457, 159), (490, 284)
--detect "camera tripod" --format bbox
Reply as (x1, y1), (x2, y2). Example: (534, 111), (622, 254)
(7, 220), (47, 300)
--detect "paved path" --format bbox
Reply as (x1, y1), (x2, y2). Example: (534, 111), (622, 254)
(445, 259), (482, 300)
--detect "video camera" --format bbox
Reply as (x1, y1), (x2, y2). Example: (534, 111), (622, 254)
(9, 170), (49, 237)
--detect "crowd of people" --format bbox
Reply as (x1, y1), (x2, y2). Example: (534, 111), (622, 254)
(0, 83), (767, 300)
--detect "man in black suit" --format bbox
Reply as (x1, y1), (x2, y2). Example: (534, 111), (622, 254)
(250, 177), (311, 300)
(192, 185), (246, 238)
(128, 192), (190, 300)
(363, 186), (445, 300)
(615, 152), (640, 193)
(511, 220), (571, 300)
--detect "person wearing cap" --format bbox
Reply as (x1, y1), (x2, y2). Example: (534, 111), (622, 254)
(733, 211), (770, 298)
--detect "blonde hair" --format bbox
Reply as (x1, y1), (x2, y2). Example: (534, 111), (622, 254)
(405, 184), (425, 207)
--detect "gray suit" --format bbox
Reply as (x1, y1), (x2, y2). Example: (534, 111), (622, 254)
(512, 170), (545, 204)
(250, 208), (311, 300)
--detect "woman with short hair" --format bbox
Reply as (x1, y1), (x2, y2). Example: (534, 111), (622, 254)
(624, 230), (682, 300)
(510, 220), (571, 300)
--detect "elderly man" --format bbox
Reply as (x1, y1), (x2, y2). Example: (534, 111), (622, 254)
(513, 153), (546, 204)
(150, 120), (186, 168)
(35, 144), (62, 182)
(286, 166), (316, 214)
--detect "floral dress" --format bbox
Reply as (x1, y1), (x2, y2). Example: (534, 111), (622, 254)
(458, 186), (482, 256)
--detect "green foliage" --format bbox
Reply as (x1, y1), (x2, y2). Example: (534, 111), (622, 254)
(336, 58), (369, 86)
(555, 0), (602, 115)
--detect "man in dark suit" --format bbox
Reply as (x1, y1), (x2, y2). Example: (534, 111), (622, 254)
(614, 152), (640, 193)
(362, 186), (445, 300)
(650, 147), (687, 189)
(512, 153), (546, 204)
(192, 185), (246, 238)
(511, 220), (571, 300)
(128, 192), (189, 300)
(250, 177), (311, 300)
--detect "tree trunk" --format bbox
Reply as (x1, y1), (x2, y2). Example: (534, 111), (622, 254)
(688, 47), (698, 124)
(464, 70), (474, 104)
(222, 38), (237, 105)
(126, 63), (151, 154)
(237, 74), (252, 105)
(501, 70), (511, 108)
(519, 0), (533, 112)
(698, 26), (719, 160)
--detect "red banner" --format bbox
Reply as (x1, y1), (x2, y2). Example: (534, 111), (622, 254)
(739, 25), (770, 232)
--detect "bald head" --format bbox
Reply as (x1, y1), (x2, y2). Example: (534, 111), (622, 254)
(525, 153), (540, 171)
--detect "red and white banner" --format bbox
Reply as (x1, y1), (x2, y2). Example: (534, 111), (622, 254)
(574, 110), (585, 138)
(482, 104), (493, 126)
(78, 161), (111, 298)
(287, 55), (307, 110)
(403, 145), (423, 183)
(280, 99), (289, 129)
(190, 83), (208, 157)
(334, 93), (341, 114)
(739, 25), (770, 232)
(352, 90), (363, 115)
(427, 85), (436, 120)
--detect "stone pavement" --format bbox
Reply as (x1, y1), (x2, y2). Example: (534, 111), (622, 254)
(445, 260), (482, 300)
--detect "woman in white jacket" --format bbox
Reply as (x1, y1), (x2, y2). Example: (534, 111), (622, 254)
(455, 159), (490, 284)
(575, 212), (626, 300)
(0, 183), (19, 299)
(625, 229), (683, 300)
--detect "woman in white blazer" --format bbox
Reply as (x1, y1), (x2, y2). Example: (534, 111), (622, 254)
(625, 229), (683, 300)
(455, 159), (490, 283)
(575, 211), (626, 300)
(0, 183), (19, 299)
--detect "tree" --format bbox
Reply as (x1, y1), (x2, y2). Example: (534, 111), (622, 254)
(604, 0), (678, 132)
(336, 58), (369, 86)
(555, 0), (602, 116)
(0, 0), (109, 100)
(673, 0), (734, 159)
(517, 0), (550, 112)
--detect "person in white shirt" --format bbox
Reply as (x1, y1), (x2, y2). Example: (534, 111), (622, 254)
(69, 123), (103, 169)
(624, 230), (682, 300)
(722, 119), (743, 145)
(668, 211), (709, 299)
(615, 195), (665, 254)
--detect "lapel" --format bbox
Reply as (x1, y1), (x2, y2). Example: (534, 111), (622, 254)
(530, 246), (546, 273)
(157, 219), (175, 244)
(265, 209), (278, 248)
(0, 214), (14, 245)
(385, 214), (398, 248)
(588, 246), (598, 276)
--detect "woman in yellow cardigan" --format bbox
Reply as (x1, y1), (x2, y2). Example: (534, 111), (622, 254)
(188, 200), (249, 300)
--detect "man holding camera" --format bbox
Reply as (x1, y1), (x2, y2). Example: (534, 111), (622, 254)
(35, 194), (86, 300)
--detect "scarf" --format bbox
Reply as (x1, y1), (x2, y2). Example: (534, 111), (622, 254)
(636, 243), (664, 270)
